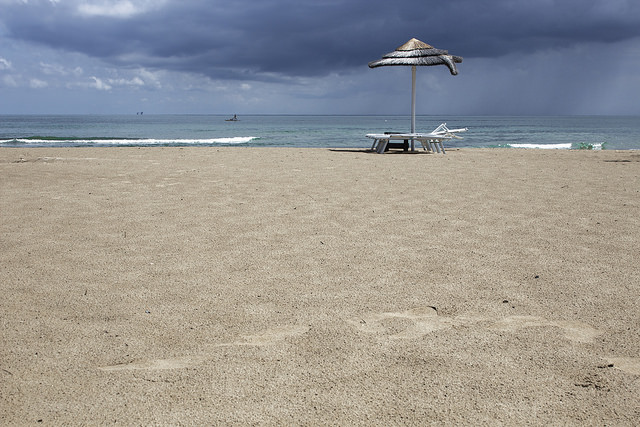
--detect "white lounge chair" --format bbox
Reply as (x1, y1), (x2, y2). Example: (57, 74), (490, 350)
(366, 123), (467, 154)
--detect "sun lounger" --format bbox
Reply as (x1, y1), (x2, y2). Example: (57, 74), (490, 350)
(366, 123), (467, 154)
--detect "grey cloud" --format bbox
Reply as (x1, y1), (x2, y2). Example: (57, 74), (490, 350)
(3, 0), (640, 82)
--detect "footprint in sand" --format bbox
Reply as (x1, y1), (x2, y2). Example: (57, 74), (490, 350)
(228, 325), (310, 346)
(605, 357), (640, 376)
(98, 325), (309, 372)
(99, 355), (205, 372)
(348, 306), (471, 339)
(350, 308), (603, 344)
(488, 316), (603, 344)
(351, 308), (640, 378)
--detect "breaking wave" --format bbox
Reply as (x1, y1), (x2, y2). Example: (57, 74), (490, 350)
(499, 142), (606, 150)
(0, 136), (260, 147)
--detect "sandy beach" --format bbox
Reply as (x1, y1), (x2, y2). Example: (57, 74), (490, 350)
(1, 147), (639, 425)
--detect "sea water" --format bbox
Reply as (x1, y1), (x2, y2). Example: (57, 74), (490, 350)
(1, 115), (639, 150)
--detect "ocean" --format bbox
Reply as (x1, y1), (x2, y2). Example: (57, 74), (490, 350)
(1, 115), (639, 150)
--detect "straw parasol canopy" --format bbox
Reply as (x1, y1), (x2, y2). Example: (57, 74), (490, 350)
(368, 38), (462, 142)
(368, 38), (462, 75)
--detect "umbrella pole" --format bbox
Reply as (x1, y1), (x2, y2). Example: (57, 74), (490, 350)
(411, 66), (416, 151)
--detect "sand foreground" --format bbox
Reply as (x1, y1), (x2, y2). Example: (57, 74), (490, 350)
(1, 147), (639, 424)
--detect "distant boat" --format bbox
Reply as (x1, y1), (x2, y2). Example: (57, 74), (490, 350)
(225, 114), (239, 121)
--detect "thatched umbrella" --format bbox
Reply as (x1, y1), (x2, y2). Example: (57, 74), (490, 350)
(368, 38), (462, 145)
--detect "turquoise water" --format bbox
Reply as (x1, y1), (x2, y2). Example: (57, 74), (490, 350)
(1, 115), (639, 150)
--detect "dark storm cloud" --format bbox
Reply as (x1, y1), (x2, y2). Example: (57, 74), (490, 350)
(3, 0), (640, 81)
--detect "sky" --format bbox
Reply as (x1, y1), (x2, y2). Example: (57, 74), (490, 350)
(1, 0), (640, 115)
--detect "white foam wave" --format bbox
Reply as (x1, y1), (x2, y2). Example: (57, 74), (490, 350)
(509, 143), (572, 150)
(96, 136), (259, 145)
(1, 137), (259, 146)
(509, 142), (605, 150)
(211, 136), (259, 144)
